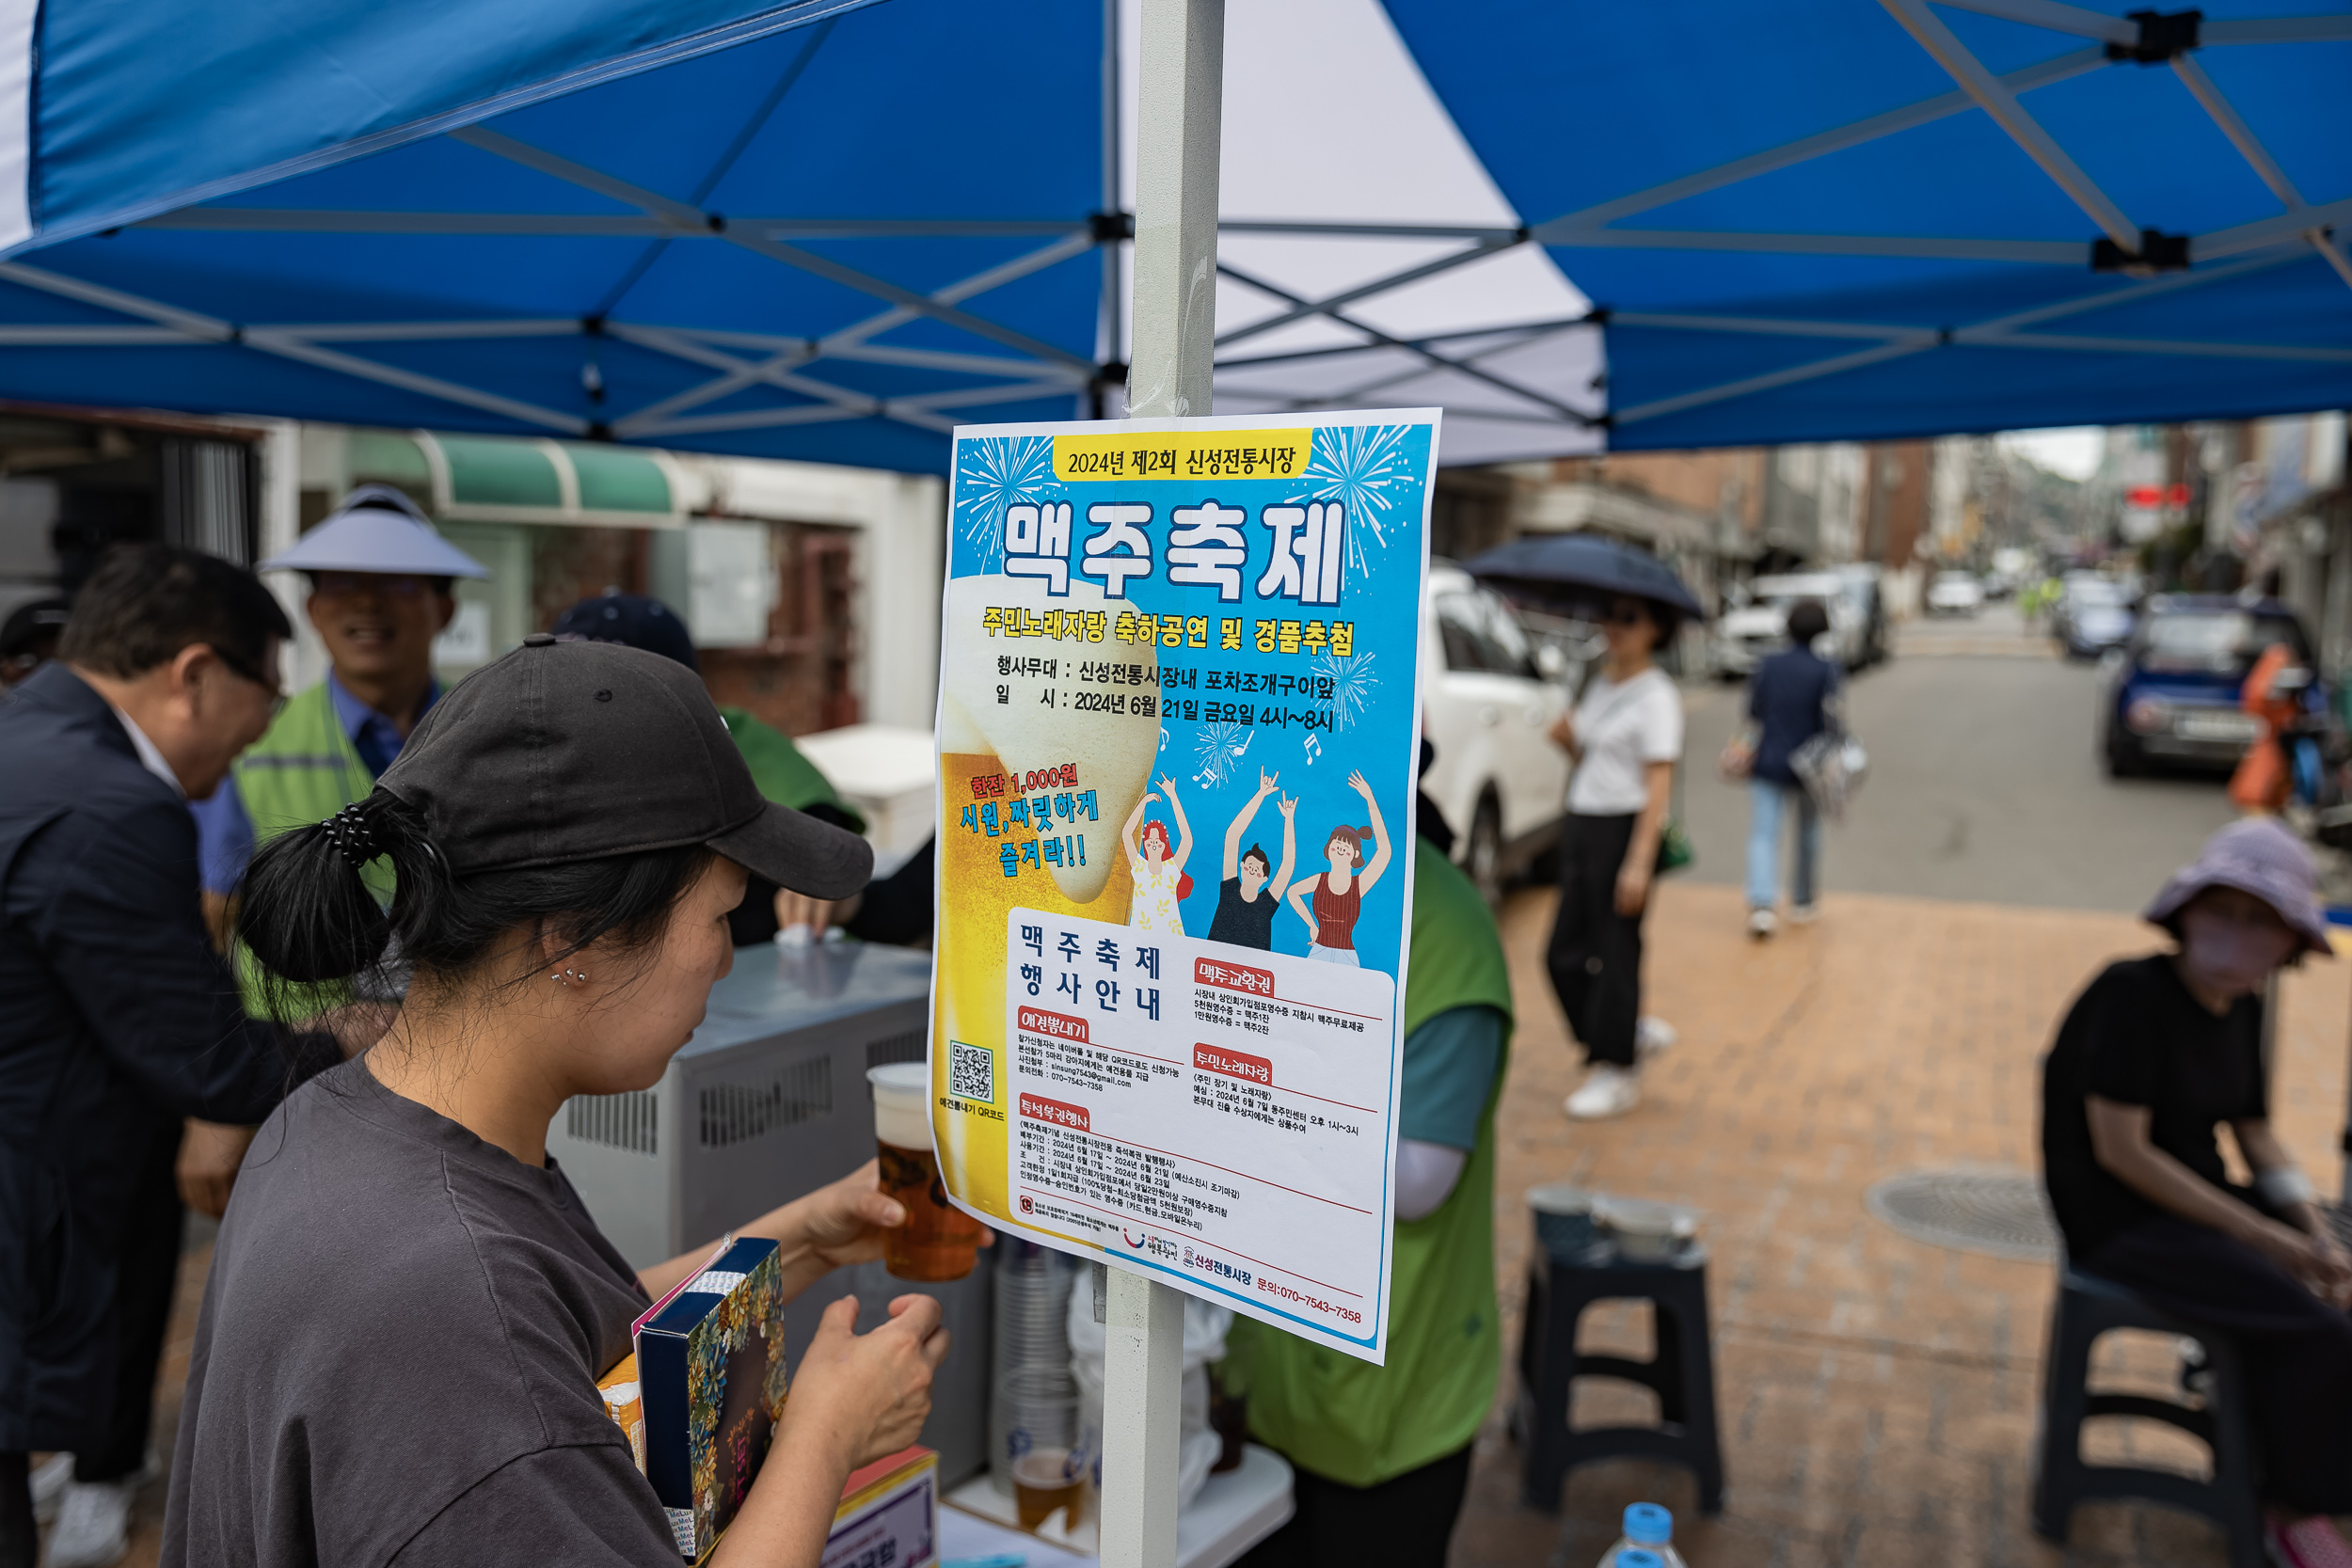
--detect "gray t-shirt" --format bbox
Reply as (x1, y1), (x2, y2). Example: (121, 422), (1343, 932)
(161, 1056), (678, 1568)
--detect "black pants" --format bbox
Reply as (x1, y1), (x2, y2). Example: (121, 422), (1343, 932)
(0, 1453), (30, 1568)
(78, 1121), (185, 1482)
(1234, 1446), (1473, 1568)
(2086, 1214), (2352, 1514)
(0, 1125), (180, 1568)
(1547, 812), (1643, 1069)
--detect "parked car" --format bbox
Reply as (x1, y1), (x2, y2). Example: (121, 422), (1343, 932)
(2100, 596), (2311, 776)
(1708, 571), (1866, 677)
(1925, 571), (1985, 616)
(2056, 576), (2136, 658)
(1421, 562), (1576, 904)
(1829, 562), (1890, 668)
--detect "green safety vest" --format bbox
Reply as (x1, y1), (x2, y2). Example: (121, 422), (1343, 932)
(1223, 836), (1516, 1488)
(718, 706), (866, 832)
(229, 682), (387, 1013)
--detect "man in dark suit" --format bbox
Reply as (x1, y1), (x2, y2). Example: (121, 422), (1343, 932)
(0, 546), (362, 1568)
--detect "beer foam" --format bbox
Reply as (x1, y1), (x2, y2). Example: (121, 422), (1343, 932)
(942, 573), (1159, 905)
(869, 1062), (933, 1150)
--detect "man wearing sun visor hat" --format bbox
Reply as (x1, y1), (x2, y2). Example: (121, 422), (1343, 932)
(189, 483), (487, 941)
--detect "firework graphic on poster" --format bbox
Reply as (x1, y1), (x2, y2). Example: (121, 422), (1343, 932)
(1192, 721), (1253, 788)
(1311, 650), (1379, 733)
(953, 436), (1056, 573)
(1303, 425), (1416, 577)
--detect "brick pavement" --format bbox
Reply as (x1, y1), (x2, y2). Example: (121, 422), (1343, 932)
(1454, 877), (2352, 1568)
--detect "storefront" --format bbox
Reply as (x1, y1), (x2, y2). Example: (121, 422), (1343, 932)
(276, 424), (946, 739)
(0, 401), (262, 627)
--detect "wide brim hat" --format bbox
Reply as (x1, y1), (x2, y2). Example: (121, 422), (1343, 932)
(2143, 816), (2334, 957)
(259, 483), (489, 579)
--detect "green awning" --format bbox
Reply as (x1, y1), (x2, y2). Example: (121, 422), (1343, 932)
(346, 429), (685, 528)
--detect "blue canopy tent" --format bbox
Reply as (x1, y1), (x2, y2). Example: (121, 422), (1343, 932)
(0, 0), (1116, 472)
(1372, 0), (2352, 451)
(0, 0), (2342, 465)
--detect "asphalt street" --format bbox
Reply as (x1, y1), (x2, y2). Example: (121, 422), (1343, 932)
(1673, 602), (2240, 913)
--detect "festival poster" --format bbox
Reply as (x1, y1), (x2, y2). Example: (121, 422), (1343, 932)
(927, 410), (1438, 1361)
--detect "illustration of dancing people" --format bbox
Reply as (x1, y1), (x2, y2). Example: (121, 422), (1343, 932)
(1287, 769), (1392, 965)
(1122, 772), (1193, 934)
(1206, 768), (1296, 950)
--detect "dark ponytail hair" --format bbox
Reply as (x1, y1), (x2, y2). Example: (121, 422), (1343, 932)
(238, 789), (713, 1022)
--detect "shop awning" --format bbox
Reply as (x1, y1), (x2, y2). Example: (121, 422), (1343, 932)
(347, 429), (687, 526)
(0, 0), (2338, 466)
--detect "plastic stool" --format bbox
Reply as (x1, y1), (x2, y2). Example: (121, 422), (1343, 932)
(2031, 1264), (2262, 1568)
(1514, 1224), (1724, 1513)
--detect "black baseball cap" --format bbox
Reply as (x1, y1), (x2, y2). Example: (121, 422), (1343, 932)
(376, 634), (871, 898)
(550, 592), (699, 673)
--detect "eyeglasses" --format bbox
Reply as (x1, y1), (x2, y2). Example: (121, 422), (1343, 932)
(210, 645), (287, 719)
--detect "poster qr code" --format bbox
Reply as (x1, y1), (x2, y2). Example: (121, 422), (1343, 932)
(948, 1039), (994, 1104)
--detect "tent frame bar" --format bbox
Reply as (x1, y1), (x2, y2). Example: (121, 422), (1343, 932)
(1877, 0), (2143, 252)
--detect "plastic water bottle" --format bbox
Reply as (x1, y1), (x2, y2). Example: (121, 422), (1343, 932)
(1598, 1503), (1688, 1568)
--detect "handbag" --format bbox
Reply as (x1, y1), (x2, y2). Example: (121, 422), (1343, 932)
(1789, 727), (1869, 820)
(1655, 760), (1694, 874)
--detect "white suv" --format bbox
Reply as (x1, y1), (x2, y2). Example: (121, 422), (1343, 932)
(1419, 562), (1573, 905)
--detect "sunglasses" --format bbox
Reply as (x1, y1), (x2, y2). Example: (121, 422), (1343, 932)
(1602, 603), (1652, 627)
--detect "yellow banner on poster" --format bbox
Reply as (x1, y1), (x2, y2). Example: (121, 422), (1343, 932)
(1051, 428), (1313, 483)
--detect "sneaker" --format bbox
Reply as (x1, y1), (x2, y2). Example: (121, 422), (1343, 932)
(1565, 1063), (1641, 1120)
(1636, 1016), (1677, 1057)
(45, 1477), (137, 1568)
(2269, 1513), (2352, 1568)
(30, 1452), (73, 1525)
(1788, 903), (1820, 926)
(1747, 908), (1778, 940)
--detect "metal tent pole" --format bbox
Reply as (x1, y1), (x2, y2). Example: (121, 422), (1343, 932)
(1098, 3), (1223, 1566)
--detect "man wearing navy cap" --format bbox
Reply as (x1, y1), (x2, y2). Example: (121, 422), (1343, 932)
(190, 484), (488, 939)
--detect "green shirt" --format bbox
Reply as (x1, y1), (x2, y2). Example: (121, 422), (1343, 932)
(1224, 837), (1515, 1487)
(717, 706), (864, 832)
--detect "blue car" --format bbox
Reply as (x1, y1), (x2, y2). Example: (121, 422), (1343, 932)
(2102, 595), (2312, 776)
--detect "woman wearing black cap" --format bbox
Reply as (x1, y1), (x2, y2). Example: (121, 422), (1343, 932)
(160, 638), (946, 1568)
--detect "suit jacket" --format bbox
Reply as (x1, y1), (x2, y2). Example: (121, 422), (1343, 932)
(0, 661), (326, 1450)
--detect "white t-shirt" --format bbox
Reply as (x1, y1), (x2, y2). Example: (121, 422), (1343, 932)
(1568, 667), (1683, 816)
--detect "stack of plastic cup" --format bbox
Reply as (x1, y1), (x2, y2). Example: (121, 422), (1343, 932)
(988, 1241), (1078, 1496)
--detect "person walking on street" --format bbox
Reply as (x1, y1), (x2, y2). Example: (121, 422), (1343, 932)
(1723, 597), (1839, 939)
(0, 546), (372, 1568)
(2040, 817), (2352, 1568)
(1547, 594), (1683, 1121)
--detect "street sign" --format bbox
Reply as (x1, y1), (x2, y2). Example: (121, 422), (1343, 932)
(927, 408), (1438, 1362)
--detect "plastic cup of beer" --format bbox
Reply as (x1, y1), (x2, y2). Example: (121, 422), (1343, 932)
(1011, 1448), (1087, 1532)
(868, 1062), (985, 1281)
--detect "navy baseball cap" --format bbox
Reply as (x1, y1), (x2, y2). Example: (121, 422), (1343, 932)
(550, 592), (699, 672)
